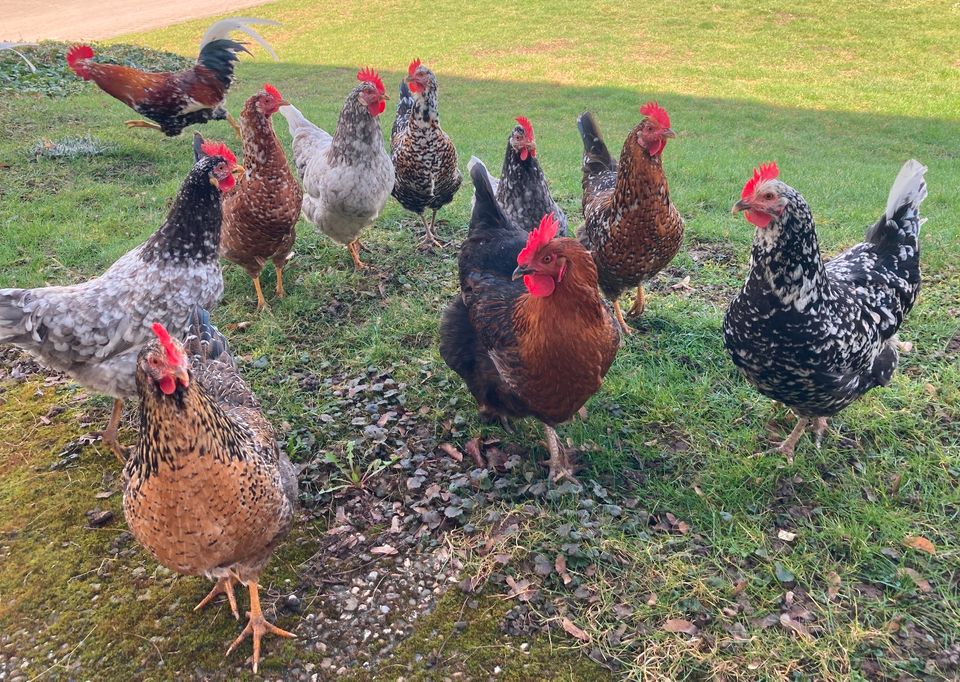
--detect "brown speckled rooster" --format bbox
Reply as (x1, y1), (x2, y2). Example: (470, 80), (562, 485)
(391, 59), (462, 248)
(196, 84), (303, 310)
(123, 310), (297, 672)
(577, 102), (683, 334)
(67, 18), (279, 137)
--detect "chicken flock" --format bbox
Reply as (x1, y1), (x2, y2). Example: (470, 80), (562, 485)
(0, 16), (931, 672)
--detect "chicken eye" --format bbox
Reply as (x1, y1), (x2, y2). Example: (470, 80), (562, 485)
(542, 254), (553, 264)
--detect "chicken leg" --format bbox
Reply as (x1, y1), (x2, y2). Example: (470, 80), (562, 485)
(252, 277), (267, 311)
(774, 416), (810, 463)
(627, 285), (646, 317)
(226, 580), (296, 673)
(275, 267), (287, 298)
(99, 399), (127, 463)
(125, 120), (162, 131)
(418, 212), (443, 250)
(544, 425), (579, 484)
(612, 300), (633, 336)
(347, 239), (366, 270)
(195, 574), (240, 621)
(227, 112), (242, 138)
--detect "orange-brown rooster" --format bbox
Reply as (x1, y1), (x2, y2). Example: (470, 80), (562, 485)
(440, 164), (620, 482)
(577, 102), (684, 334)
(66, 18), (279, 137)
(123, 311), (297, 672)
(195, 84), (303, 310)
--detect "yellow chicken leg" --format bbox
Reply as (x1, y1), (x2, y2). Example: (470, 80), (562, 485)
(418, 212), (443, 250)
(627, 285), (646, 317)
(227, 112), (242, 137)
(252, 277), (267, 311)
(226, 581), (296, 674)
(195, 574), (240, 621)
(99, 399), (128, 463)
(125, 120), (162, 131)
(275, 267), (287, 298)
(612, 300), (633, 336)
(347, 239), (367, 270)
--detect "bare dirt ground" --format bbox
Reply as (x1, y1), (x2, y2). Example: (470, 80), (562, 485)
(1, 0), (272, 41)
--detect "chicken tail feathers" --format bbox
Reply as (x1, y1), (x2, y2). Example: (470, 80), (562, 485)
(192, 132), (207, 163)
(468, 158), (512, 237)
(577, 111), (613, 176)
(865, 159), (928, 253)
(467, 156), (499, 210)
(0, 290), (27, 343)
(185, 307), (232, 367)
(199, 17), (280, 61)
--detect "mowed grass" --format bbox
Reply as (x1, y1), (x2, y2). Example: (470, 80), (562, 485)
(0, 0), (959, 679)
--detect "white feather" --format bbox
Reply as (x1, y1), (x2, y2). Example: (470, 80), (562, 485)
(884, 158), (927, 221)
(199, 17), (280, 61)
(0, 42), (37, 72)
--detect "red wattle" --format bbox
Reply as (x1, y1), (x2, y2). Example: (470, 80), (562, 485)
(219, 174), (236, 193)
(523, 274), (556, 297)
(519, 149), (528, 161)
(158, 376), (177, 395)
(746, 210), (772, 228)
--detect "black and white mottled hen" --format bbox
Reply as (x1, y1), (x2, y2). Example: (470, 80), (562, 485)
(723, 159), (927, 458)
(0, 146), (238, 458)
(391, 59), (462, 248)
(468, 116), (567, 235)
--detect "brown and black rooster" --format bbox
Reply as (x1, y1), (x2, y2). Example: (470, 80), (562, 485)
(123, 310), (297, 672)
(723, 160), (926, 459)
(391, 59), (462, 248)
(577, 102), (683, 334)
(440, 163), (620, 482)
(67, 18), (279, 137)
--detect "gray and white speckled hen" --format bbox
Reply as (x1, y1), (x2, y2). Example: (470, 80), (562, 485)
(723, 159), (927, 459)
(124, 310), (297, 673)
(0, 145), (239, 459)
(468, 116), (568, 235)
(279, 68), (394, 270)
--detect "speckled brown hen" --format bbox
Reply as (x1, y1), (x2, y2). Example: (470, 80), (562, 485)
(195, 84), (302, 310)
(577, 102), (684, 334)
(123, 310), (297, 673)
(391, 59), (462, 248)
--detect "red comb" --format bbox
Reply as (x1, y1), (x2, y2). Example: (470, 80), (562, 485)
(639, 101), (670, 129)
(517, 213), (560, 265)
(66, 44), (94, 68)
(357, 67), (385, 95)
(407, 58), (422, 78)
(200, 141), (237, 167)
(151, 323), (181, 364)
(515, 116), (534, 142)
(263, 83), (283, 101)
(741, 162), (780, 200)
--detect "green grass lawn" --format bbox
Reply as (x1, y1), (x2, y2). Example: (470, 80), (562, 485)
(1, 0), (959, 679)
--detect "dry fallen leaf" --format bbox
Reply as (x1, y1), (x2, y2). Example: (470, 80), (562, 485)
(555, 554), (572, 585)
(464, 437), (484, 468)
(646, 592), (658, 606)
(662, 618), (699, 635)
(505, 576), (536, 602)
(731, 578), (748, 596)
(671, 275), (694, 291)
(903, 535), (936, 555)
(827, 572), (841, 600)
(438, 442), (463, 462)
(779, 613), (812, 640)
(560, 617), (591, 642)
(777, 529), (797, 542)
(370, 544), (398, 556)
(899, 567), (932, 593)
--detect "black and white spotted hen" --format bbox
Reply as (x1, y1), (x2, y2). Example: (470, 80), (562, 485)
(391, 59), (462, 248)
(723, 159), (927, 458)
(468, 116), (568, 234)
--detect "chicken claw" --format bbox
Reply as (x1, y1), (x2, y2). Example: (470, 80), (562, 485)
(418, 212), (446, 250)
(627, 285), (646, 317)
(612, 300), (633, 336)
(252, 277), (267, 311)
(98, 399), (128, 463)
(226, 581), (295, 674)
(543, 426), (580, 484)
(347, 239), (367, 270)
(125, 119), (162, 131)
(195, 574), (240, 621)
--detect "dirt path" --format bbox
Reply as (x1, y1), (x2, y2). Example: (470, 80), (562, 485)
(1, 0), (273, 42)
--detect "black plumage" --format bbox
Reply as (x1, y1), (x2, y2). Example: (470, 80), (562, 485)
(723, 159), (927, 456)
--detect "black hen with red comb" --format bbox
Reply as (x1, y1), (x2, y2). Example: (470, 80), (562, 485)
(723, 159), (927, 459)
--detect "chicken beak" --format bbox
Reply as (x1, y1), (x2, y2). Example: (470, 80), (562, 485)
(278, 99), (290, 107)
(209, 176), (219, 189)
(732, 199), (750, 213)
(231, 164), (246, 182)
(661, 128), (676, 139)
(382, 93), (391, 101)
(512, 264), (533, 281)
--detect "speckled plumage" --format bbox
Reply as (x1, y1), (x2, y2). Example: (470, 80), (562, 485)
(467, 124), (567, 235)
(723, 160), (927, 420)
(123, 308), (296, 584)
(216, 92), (302, 281)
(280, 88), (394, 246)
(0, 157), (227, 399)
(576, 111), (684, 301)
(390, 73), (461, 218)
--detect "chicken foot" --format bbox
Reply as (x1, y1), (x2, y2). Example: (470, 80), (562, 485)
(543, 425), (579, 484)
(418, 211), (444, 250)
(612, 300), (633, 336)
(98, 399), (128, 463)
(347, 239), (367, 270)
(627, 285), (646, 317)
(252, 276), (267, 311)
(125, 120), (161, 131)
(275, 266), (287, 298)
(226, 580), (296, 674)
(226, 112), (242, 138)
(195, 574), (240, 621)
